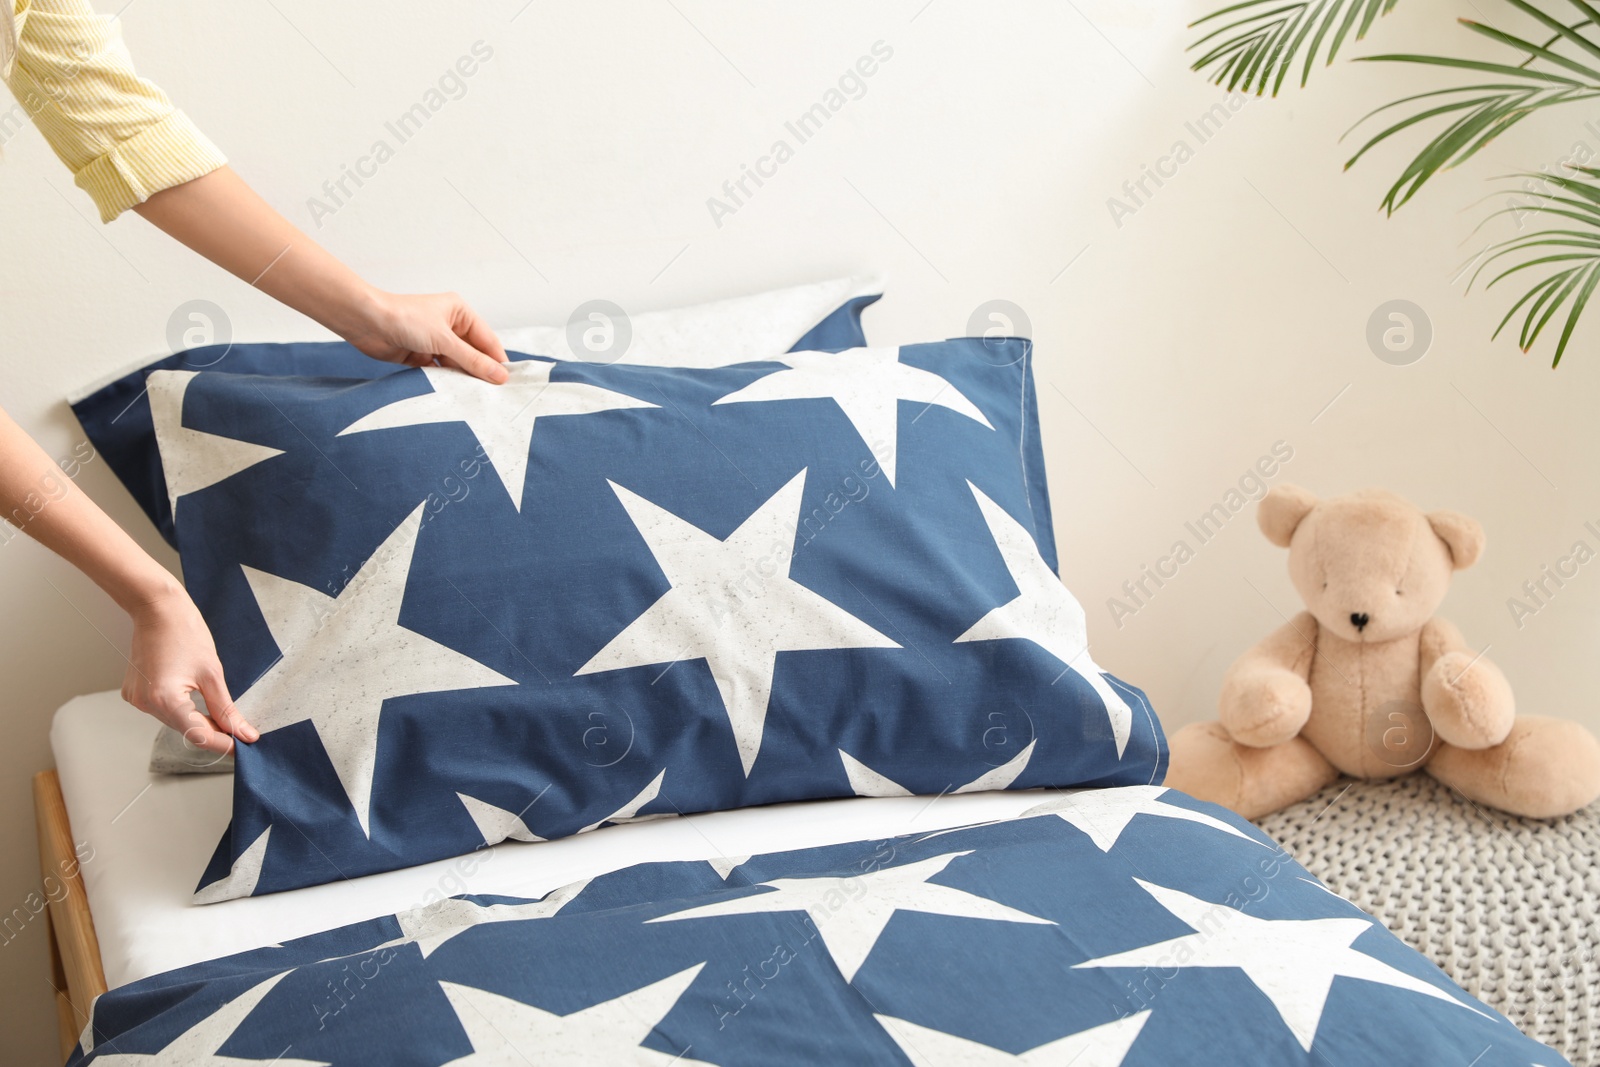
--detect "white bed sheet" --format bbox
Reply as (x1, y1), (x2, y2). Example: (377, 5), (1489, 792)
(51, 690), (1049, 990)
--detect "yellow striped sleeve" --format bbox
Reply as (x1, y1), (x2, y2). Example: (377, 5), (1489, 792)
(3, 0), (225, 222)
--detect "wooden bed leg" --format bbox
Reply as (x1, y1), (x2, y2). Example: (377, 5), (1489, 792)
(47, 911), (78, 1060)
(33, 770), (108, 1064)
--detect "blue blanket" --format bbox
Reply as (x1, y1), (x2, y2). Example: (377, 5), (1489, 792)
(71, 788), (1565, 1065)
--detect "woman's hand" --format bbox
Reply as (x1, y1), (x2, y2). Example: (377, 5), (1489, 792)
(346, 290), (511, 384)
(122, 587), (258, 756)
(133, 168), (512, 385)
(0, 409), (257, 753)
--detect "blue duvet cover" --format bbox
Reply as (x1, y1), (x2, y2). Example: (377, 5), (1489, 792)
(70, 787), (1565, 1066)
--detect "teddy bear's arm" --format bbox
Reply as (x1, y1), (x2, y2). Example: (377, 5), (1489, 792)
(1218, 611), (1318, 748)
(1419, 617), (1516, 750)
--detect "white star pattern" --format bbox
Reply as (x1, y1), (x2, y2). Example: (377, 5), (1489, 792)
(90, 972), (327, 1066)
(649, 851), (1052, 982)
(456, 793), (544, 844)
(957, 482), (1132, 756)
(712, 347), (992, 486)
(707, 855), (752, 880)
(194, 827), (272, 904)
(838, 742), (1036, 797)
(457, 770), (669, 847)
(577, 470), (899, 775)
(238, 504), (518, 835)
(1073, 880), (1486, 1052)
(1029, 786), (1261, 853)
(337, 360), (655, 511)
(148, 370), (283, 519)
(579, 769), (667, 833)
(438, 965), (713, 1066)
(875, 1010), (1150, 1066)
(391, 879), (590, 958)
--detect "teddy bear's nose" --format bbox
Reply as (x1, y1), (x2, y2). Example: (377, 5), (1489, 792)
(1350, 612), (1370, 632)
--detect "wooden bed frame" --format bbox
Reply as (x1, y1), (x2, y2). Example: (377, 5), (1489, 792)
(33, 770), (109, 1064)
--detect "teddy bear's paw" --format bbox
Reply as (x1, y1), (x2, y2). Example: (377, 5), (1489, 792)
(1221, 668), (1312, 748)
(1422, 651), (1515, 750)
(1168, 722), (1339, 819)
(1166, 722), (1245, 809)
(1429, 716), (1600, 818)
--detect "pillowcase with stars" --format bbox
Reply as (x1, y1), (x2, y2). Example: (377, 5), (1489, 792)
(161, 337), (1167, 900)
(68, 279), (880, 551)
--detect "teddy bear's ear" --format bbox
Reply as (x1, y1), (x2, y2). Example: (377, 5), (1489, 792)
(1257, 485), (1318, 547)
(1428, 510), (1485, 570)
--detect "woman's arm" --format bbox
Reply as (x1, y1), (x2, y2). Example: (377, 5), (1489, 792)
(0, 2), (509, 746)
(3, 0), (509, 382)
(134, 167), (510, 384)
(0, 410), (254, 754)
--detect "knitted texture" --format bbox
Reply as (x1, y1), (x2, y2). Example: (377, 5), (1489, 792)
(1258, 774), (1599, 1066)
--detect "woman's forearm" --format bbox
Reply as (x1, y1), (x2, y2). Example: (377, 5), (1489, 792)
(134, 166), (510, 382)
(0, 408), (257, 750)
(0, 408), (178, 614)
(133, 166), (383, 342)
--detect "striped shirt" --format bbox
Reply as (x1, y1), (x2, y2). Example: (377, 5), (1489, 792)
(2, 0), (225, 221)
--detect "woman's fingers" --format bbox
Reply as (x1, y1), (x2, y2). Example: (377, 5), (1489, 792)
(120, 586), (249, 756)
(199, 667), (257, 744)
(175, 704), (235, 766)
(152, 685), (235, 756)
(456, 303), (509, 365)
(347, 292), (509, 383)
(438, 327), (510, 385)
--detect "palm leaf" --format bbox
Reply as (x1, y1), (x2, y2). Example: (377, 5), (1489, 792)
(1188, 0), (1400, 96)
(1469, 167), (1600, 365)
(1350, 2), (1600, 212)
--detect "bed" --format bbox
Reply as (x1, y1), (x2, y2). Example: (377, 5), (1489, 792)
(40, 692), (1576, 1066)
(39, 311), (1575, 1064)
(39, 690), (1048, 1060)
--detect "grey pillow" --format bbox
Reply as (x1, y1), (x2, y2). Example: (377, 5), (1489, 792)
(148, 722), (234, 775)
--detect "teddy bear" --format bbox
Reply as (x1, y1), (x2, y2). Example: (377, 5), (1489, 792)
(1166, 485), (1600, 820)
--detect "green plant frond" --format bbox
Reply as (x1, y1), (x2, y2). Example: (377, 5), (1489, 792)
(1343, 83), (1547, 137)
(1524, 266), (1587, 348)
(1501, 0), (1600, 62)
(1516, 269), (1574, 346)
(1354, 52), (1587, 83)
(1467, 169), (1600, 264)
(1522, 20), (1596, 68)
(1187, 0), (1398, 95)
(1352, 80), (1600, 210)
(1461, 19), (1600, 80)
(1469, 170), (1600, 364)
(1376, 96), (1558, 211)
(1492, 272), (1566, 339)
(1347, 8), (1600, 210)
(1551, 262), (1600, 364)
(1447, 88), (1599, 166)
(1186, 0), (1600, 364)
(1343, 93), (1531, 170)
(1506, 195), (1600, 226)
(1519, 166), (1600, 204)
(1484, 252), (1600, 294)
(1478, 231), (1600, 262)
(1189, 3), (1302, 51)
(1190, 0), (1302, 28)
(1474, 205), (1600, 246)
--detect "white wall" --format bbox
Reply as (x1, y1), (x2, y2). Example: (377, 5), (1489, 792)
(3, 1), (1597, 1060)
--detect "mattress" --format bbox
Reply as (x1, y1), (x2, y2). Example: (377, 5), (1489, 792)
(50, 690), (1049, 990)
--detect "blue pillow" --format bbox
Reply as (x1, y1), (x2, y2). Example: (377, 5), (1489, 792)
(72, 793), (1566, 1066)
(159, 338), (1163, 900)
(69, 294), (878, 548)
